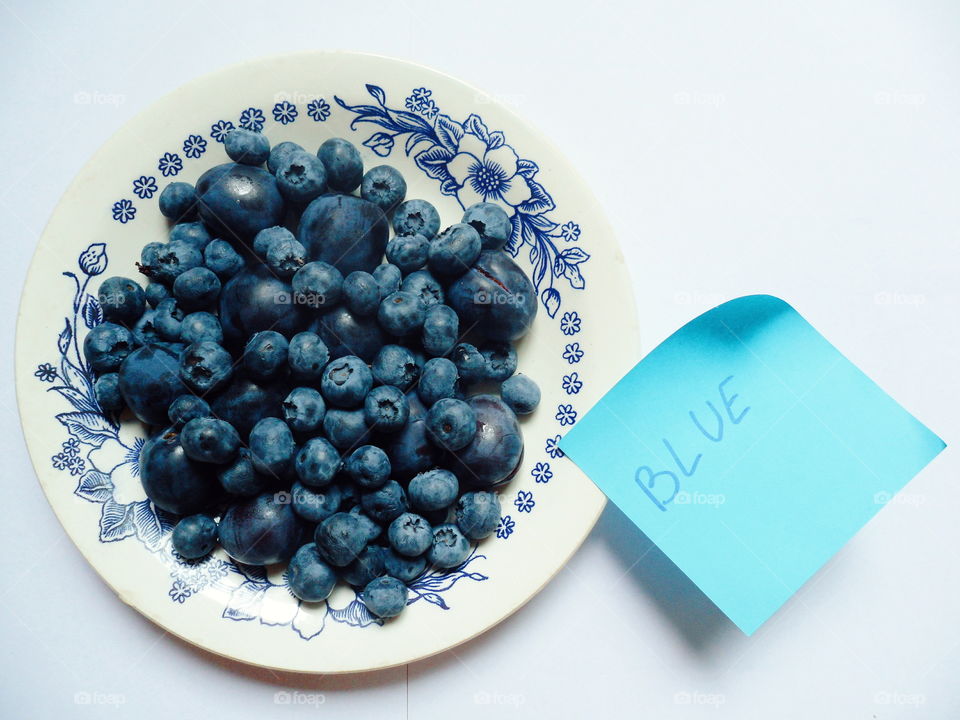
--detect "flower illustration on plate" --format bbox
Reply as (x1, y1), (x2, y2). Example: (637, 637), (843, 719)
(545, 435), (565, 459)
(560, 311), (581, 336)
(62, 438), (80, 457)
(158, 152), (182, 177)
(132, 175), (157, 200)
(272, 101), (298, 125)
(34, 363), (57, 382)
(560, 221), (581, 242)
(85, 432), (145, 505)
(419, 99), (439, 119)
(555, 404), (578, 427)
(562, 342), (583, 364)
(562, 372), (583, 395)
(496, 515), (516, 539)
(239, 107), (265, 132)
(169, 580), (191, 604)
(532, 462), (553, 484)
(405, 87), (432, 112)
(79, 243), (107, 275)
(111, 199), (136, 224)
(514, 491), (535, 513)
(66, 455), (85, 476)
(307, 98), (330, 122)
(447, 130), (533, 208)
(210, 119), (235, 142)
(182, 134), (207, 159)
(51, 452), (71, 471)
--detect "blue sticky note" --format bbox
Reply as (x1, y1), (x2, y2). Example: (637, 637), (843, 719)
(560, 295), (944, 635)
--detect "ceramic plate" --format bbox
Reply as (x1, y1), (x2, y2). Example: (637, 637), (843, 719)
(15, 52), (639, 673)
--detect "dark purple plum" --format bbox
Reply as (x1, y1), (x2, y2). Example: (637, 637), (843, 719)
(210, 377), (285, 439)
(383, 392), (439, 481)
(139, 427), (220, 514)
(118, 344), (190, 426)
(218, 493), (306, 565)
(311, 306), (385, 363)
(195, 163), (285, 242)
(445, 250), (537, 341)
(297, 194), (388, 275)
(218, 265), (307, 348)
(444, 394), (523, 488)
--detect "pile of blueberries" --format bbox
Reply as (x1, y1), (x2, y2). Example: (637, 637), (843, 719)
(83, 129), (542, 619)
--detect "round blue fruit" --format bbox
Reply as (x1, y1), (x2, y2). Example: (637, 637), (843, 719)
(361, 576), (408, 618)
(428, 523), (471, 569)
(275, 150), (328, 205)
(196, 162), (285, 241)
(291, 482), (341, 523)
(180, 311), (223, 345)
(84, 322), (135, 374)
(320, 355), (373, 408)
(288, 331), (330, 382)
(210, 377), (284, 439)
(243, 330), (289, 381)
(218, 266), (306, 348)
(378, 291), (425, 336)
(372, 263), (402, 296)
(315, 512), (366, 567)
(422, 305), (459, 357)
(384, 393), (440, 480)
(97, 276), (145, 326)
(292, 260), (343, 310)
(417, 358), (459, 406)
(360, 480), (407, 525)
(317, 137), (363, 192)
(224, 128), (270, 166)
(372, 344), (420, 389)
(392, 199), (440, 239)
(203, 239), (245, 280)
(388, 512), (433, 557)
(322, 408), (369, 450)
(139, 428), (219, 514)
(343, 271), (381, 317)
(249, 417), (296, 477)
(219, 493), (305, 566)
(119, 345), (188, 426)
(172, 514), (218, 559)
(268, 141), (304, 174)
(451, 342), (486, 384)
(169, 221), (211, 251)
(445, 395), (523, 488)
(313, 306), (385, 363)
(345, 445), (391, 490)
(480, 341), (517, 381)
(340, 545), (387, 588)
(94, 373), (123, 413)
(298, 194), (388, 275)
(218, 449), (266, 497)
(462, 202), (511, 251)
(383, 548), (426, 583)
(456, 491), (501, 540)
(385, 233), (429, 274)
(167, 394), (211, 427)
(282, 387), (325, 434)
(265, 236), (308, 279)
(179, 341), (233, 395)
(401, 269), (444, 308)
(172, 266), (221, 311)
(427, 223), (482, 278)
(501, 373), (541, 415)
(408, 468), (459, 512)
(426, 398), (477, 451)
(286, 543), (337, 602)
(158, 181), (197, 221)
(153, 298), (185, 341)
(361, 165), (406, 211)
(181, 417), (240, 464)
(446, 250), (537, 341)
(363, 384), (409, 433)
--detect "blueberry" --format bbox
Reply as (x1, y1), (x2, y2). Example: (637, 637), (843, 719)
(298, 194), (388, 276)
(249, 417), (296, 477)
(408, 469), (459, 512)
(421, 305), (459, 357)
(159, 181), (197, 221)
(132, 309), (161, 346)
(322, 408), (369, 450)
(320, 355), (373, 408)
(348, 506), (382, 543)
(144, 282), (170, 309)
(501, 374), (540, 415)
(219, 493), (305, 565)
(203, 239), (245, 279)
(456, 491), (501, 540)
(83, 322), (135, 374)
(196, 163), (285, 241)
(265, 236), (307, 279)
(337, 482), (360, 511)
(292, 261), (342, 309)
(445, 395), (523, 488)
(210, 378), (284, 439)
(139, 428), (219, 514)
(345, 445), (391, 490)
(378, 291), (425, 336)
(363, 385), (409, 433)
(385, 233), (429, 274)
(97, 276), (145, 326)
(383, 548), (426, 583)
(276, 150), (328, 205)
(243, 330), (289, 381)
(372, 344), (420, 389)
(180, 311), (223, 345)
(361, 576), (408, 618)
(462, 202), (511, 251)
(291, 481), (341, 523)
(417, 358), (459, 406)
(167, 394), (211, 427)
(140, 240), (203, 286)
(315, 512), (366, 567)
(360, 480), (407, 524)
(282, 386), (325, 435)
(361, 165), (406, 211)
(295, 437), (341, 487)
(172, 266), (221, 311)
(268, 141), (304, 174)
(343, 271), (381, 317)
(428, 523), (470, 569)
(427, 223), (481, 278)
(446, 250), (537, 341)
(218, 266), (306, 348)
(153, 297), (185, 341)
(286, 543), (337, 602)
(480, 341), (517, 381)
(172, 514), (218, 560)
(253, 225), (294, 259)
(372, 263), (402, 297)
(313, 306), (385, 363)
(287, 331), (330, 381)
(392, 199), (440, 239)
(426, 398), (476, 451)
(224, 128), (270, 166)
(169, 221), (212, 251)
(181, 417), (240, 464)
(179, 341), (233, 394)
(341, 545), (387, 588)
(218, 448), (266, 497)
(401, 269), (444, 308)
(94, 372), (123, 413)
(451, 342), (486, 384)
(317, 137), (363, 192)
(119, 345), (189, 425)
(388, 512), (433, 557)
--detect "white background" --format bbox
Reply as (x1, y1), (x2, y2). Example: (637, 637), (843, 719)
(2, 1), (958, 717)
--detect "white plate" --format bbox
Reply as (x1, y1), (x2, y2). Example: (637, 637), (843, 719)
(15, 52), (640, 673)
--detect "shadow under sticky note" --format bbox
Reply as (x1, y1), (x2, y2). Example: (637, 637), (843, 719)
(559, 295), (945, 635)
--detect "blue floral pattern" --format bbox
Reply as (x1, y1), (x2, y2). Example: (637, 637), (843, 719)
(210, 119), (235, 142)
(307, 98), (331, 122)
(545, 435), (565, 459)
(132, 176), (157, 200)
(562, 342), (584, 364)
(111, 199), (136, 224)
(182, 134), (207, 159)
(555, 404), (578, 427)
(158, 152), (182, 177)
(496, 515), (516, 539)
(532, 462), (553, 484)
(562, 372), (583, 395)
(514, 491), (536, 513)
(272, 101), (298, 125)
(35, 363), (57, 382)
(560, 311), (581, 336)
(239, 107), (265, 132)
